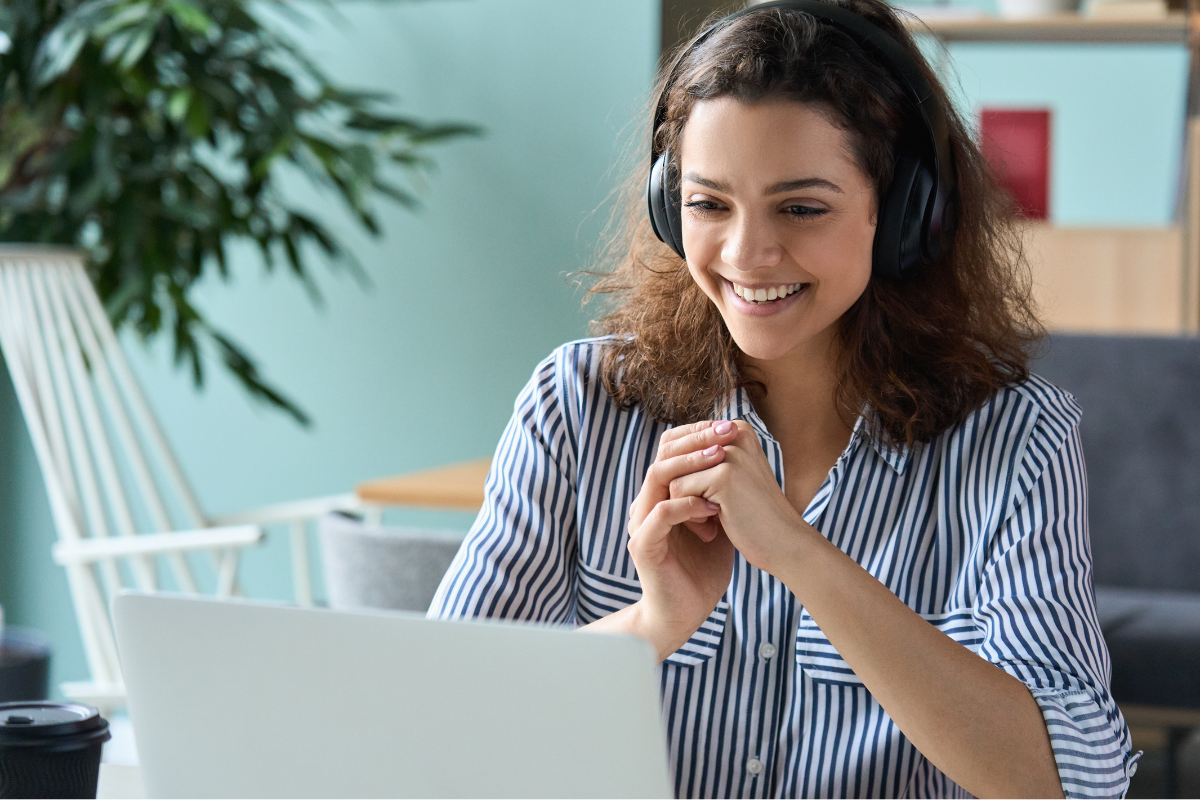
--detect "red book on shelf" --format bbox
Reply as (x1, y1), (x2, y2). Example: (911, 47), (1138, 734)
(979, 108), (1050, 220)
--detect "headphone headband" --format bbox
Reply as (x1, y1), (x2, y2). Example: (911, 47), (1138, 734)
(646, 0), (958, 279)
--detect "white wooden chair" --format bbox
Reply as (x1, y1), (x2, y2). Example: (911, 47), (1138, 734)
(0, 245), (365, 713)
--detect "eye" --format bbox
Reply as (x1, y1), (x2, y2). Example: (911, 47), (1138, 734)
(683, 199), (725, 216)
(784, 204), (827, 220)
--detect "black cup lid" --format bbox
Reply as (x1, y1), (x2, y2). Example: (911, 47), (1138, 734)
(0, 702), (110, 749)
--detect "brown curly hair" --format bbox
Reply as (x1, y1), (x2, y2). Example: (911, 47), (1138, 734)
(583, 0), (1045, 449)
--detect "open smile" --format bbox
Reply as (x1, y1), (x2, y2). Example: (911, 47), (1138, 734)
(724, 278), (809, 315)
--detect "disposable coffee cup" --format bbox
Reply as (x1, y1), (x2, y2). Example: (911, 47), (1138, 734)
(0, 628), (51, 703)
(0, 702), (110, 799)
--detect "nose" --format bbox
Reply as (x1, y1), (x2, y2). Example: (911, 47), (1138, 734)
(720, 209), (782, 273)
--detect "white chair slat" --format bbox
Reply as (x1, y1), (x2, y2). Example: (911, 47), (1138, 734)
(0, 245), (360, 711)
(67, 264), (208, 529)
(0, 268), (87, 544)
(29, 265), (134, 599)
(11, 265), (84, 533)
(1, 262), (124, 683)
(34, 263), (165, 594)
(53, 266), (178, 535)
(46, 265), (201, 594)
(52, 524), (262, 564)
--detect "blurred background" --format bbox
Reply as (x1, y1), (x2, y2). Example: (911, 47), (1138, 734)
(0, 0), (1195, 795)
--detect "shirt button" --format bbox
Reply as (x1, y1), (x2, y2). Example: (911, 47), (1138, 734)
(758, 642), (777, 660)
(746, 757), (765, 775)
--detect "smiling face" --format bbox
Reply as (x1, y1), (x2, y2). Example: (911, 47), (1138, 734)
(678, 96), (878, 364)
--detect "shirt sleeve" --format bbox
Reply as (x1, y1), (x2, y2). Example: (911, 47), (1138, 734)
(974, 413), (1138, 799)
(426, 348), (579, 624)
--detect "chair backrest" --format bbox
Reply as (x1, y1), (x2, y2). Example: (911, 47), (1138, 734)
(318, 512), (464, 613)
(0, 246), (212, 689)
(1032, 333), (1200, 593)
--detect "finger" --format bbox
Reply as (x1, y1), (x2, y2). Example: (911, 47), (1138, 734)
(683, 514), (720, 543)
(667, 463), (727, 501)
(656, 419), (740, 463)
(629, 496), (719, 551)
(649, 444), (726, 491)
(630, 443), (725, 526)
(655, 420), (714, 452)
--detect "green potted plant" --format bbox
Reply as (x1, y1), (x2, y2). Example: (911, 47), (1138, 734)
(0, 0), (477, 423)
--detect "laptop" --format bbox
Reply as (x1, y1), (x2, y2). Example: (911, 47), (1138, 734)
(113, 592), (672, 798)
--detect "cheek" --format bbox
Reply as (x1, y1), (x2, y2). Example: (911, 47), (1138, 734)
(686, 260), (722, 305)
(833, 248), (873, 307)
(827, 205), (876, 286)
(789, 215), (874, 313)
(683, 227), (722, 292)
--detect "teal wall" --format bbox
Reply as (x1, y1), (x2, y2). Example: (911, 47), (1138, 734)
(0, 0), (661, 694)
(942, 42), (1187, 225)
(0, 0), (1187, 694)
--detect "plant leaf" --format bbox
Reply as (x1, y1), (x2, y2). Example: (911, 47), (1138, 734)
(7, 0), (480, 427)
(93, 2), (153, 40)
(167, 88), (192, 123)
(210, 330), (311, 427)
(32, 28), (88, 86)
(117, 26), (154, 72)
(165, 0), (214, 34)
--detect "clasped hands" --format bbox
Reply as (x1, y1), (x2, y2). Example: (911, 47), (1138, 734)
(625, 419), (807, 661)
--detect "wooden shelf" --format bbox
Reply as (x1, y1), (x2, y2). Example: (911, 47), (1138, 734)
(1022, 224), (1187, 333)
(905, 12), (1186, 42)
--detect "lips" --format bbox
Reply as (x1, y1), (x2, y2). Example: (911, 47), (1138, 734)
(730, 281), (806, 304)
(723, 278), (811, 315)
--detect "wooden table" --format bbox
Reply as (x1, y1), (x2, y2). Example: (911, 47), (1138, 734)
(355, 458), (491, 511)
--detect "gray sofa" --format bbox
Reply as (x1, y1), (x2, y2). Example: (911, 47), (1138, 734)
(1033, 333), (1200, 794)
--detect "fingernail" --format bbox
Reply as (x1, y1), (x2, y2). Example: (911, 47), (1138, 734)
(703, 445), (719, 457)
(713, 421), (732, 434)
(706, 501), (720, 510)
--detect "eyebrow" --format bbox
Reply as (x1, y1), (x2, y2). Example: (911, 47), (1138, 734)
(682, 172), (843, 195)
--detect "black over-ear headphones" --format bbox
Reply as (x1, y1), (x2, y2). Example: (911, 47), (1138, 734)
(646, 0), (957, 280)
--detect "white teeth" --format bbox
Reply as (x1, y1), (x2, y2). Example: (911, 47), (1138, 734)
(732, 281), (806, 304)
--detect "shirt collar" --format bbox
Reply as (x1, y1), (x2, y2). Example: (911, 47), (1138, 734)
(850, 413), (912, 475)
(720, 387), (912, 476)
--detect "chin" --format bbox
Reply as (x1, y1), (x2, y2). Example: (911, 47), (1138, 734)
(724, 312), (844, 363)
(727, 329), (806, 362)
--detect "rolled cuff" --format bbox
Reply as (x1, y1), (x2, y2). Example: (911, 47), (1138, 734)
(1030, 687), (1139, 799)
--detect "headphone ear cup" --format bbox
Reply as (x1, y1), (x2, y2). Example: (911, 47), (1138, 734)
(873, 148), (935, 280)
(646, 151), (686, 259)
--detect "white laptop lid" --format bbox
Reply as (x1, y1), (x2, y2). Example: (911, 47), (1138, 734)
(113, 593), (671, 799)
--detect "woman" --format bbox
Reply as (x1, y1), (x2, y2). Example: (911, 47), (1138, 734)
(429, 1), (1135, 797)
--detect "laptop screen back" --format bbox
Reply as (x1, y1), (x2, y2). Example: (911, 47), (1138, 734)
(114, 593), (671, 798)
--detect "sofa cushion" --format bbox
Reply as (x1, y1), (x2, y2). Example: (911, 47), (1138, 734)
(1032, 335), (1200, 592)
(1095, 586), (1200, 710)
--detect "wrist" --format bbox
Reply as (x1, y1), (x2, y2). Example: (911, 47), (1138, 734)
(628, 599), (696, 663)
(770, 518), (828, 592)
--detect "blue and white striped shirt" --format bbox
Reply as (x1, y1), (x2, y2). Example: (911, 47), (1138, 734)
(429, 337), (1136, 798)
